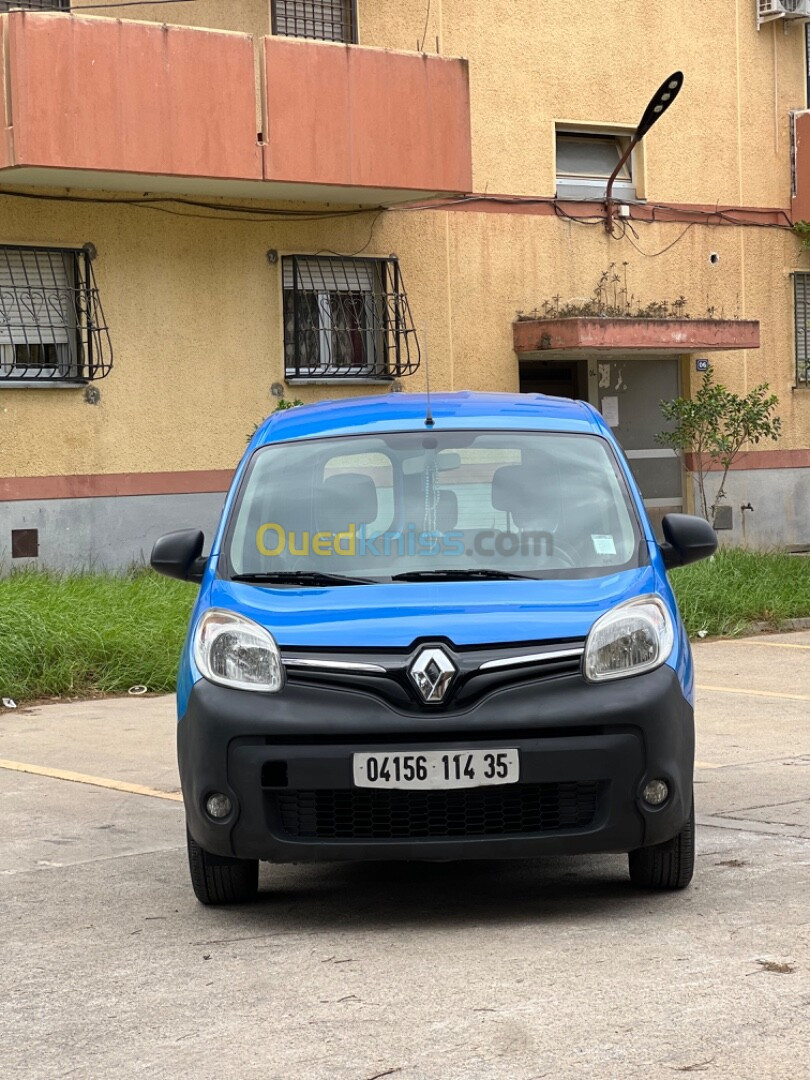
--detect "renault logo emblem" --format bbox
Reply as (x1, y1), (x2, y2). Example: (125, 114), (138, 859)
(409, 647), (456, 703)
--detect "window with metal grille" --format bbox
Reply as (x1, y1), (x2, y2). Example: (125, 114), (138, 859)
(794, 273), (810, 387)
(271, 0), (357, 43)
(282, 255), (420, 381)
(0, 245), (112, 383)
(0, 1), (70, 11)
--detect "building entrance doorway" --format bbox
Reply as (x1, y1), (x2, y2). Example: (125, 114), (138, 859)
(519, 354), (684, 536)
(519, 359), (587, 401)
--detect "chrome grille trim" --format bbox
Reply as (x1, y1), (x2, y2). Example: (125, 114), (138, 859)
(478, 648), (584, 672)
(283, 657), (387, 674)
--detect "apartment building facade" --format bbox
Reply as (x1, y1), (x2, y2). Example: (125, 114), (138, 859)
(0, 0), (808, 567)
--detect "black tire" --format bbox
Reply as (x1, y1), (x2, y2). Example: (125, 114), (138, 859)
(628, 798), (695, 891)
(186, 828), (259, 905)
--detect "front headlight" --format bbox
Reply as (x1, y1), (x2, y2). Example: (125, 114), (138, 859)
(193, 609), (284, 693)
(583, 595), (675, 683)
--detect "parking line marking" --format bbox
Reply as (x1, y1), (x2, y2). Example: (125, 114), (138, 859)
(694, 760), (723, 770)
(726, 641), (810, 650)
(696, 684), (810, 702)
(0, 759), (183, 802)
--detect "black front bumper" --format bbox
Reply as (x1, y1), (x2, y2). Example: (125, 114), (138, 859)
(179, 666), (694, 863)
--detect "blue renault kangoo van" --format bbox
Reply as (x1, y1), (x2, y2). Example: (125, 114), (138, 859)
(151, 392), (716, 905)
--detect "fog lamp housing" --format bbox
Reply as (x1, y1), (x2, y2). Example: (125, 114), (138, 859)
(642, 779), (669, 806)
(205, 792), (233, 820)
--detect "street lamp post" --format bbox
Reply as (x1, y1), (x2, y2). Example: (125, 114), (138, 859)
(604, 71), (684, 235)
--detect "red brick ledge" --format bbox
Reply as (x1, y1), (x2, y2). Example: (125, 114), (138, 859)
(0, 470), (234, 502)
(514, 317), (760, 355)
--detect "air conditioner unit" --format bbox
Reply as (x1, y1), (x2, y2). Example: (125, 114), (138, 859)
(758, 0), (810, 27)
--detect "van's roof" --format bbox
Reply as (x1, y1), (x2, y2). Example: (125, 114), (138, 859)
(254, 391), (609, 445)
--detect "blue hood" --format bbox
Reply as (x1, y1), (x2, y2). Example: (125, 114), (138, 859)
(203, 564), (661, 648)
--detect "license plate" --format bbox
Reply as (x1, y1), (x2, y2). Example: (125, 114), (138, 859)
(353, 749), (519, 791)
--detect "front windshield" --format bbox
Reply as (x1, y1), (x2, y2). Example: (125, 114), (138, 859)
(224, 430), (646, 582)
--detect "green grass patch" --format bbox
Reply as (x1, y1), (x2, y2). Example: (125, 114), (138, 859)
(0, 550), (807, 703)
(670, 548), (810, 637)
(0, 568), (196, 702)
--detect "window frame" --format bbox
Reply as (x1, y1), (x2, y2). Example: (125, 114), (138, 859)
(554, 124), (642, 201)
(0, 1), (70, 11)
(0, 243), (112, 385)
(270, 0), (358, 44)
(281, 254), (419, 384)
(794, 272), (810, 388)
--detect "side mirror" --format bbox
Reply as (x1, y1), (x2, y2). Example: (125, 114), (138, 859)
(150, 529), (207, 583)
(659, 513), (718, 570)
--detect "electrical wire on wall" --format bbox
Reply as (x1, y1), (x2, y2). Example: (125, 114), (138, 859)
(312, 209), (388, 258)
(0, 185), (798, 258)
(417, 0), (432, 51)
(69, 1), (198, 10)
(0, 187), (385, 225)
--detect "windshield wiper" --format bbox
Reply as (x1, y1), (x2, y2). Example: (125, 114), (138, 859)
(230, 571), (376, 587)
(390, 568), (537, 582)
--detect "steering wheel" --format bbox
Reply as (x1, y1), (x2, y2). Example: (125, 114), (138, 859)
(543, 539), (579, 568)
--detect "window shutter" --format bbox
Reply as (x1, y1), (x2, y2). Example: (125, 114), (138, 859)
(0, 249), (73, 346)
(556, 134), (629, 181)
(795, 273), (810, 386)
(283, 257), (375, 292)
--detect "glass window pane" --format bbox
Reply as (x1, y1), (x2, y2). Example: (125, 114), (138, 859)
(556, 134), (630, 181)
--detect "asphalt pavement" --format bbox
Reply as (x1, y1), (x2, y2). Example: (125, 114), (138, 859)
(1, 633), (809, 1080)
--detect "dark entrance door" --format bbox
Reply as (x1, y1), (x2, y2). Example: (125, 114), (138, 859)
(592, 355), (683, 535)
(519, 354), (683, 536)
(519, 359), (587, 399)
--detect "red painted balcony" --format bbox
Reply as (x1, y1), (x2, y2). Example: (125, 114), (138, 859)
(0, 12), (472, 203)
(794, 111), (810, 222)
(262, 37), (472, 198)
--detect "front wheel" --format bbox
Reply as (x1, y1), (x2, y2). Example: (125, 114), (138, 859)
(186, 828), (259, 905)
(628, 798), (695, 891)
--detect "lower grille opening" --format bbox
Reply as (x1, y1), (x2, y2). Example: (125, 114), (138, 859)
(261, 760), (289, 788)
(273, 781), (602, 841)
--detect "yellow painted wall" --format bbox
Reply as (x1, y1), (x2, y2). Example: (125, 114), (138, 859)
(0, 191), (808, 477)
(1, 1), (808, 479)
(363, 0), (806, 205)
(96, 1), (271, 38)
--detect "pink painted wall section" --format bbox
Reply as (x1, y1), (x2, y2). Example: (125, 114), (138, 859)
(793, 111), (810, 223)
(263, 38), (472, 193)
(1, 13), (262, 180)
